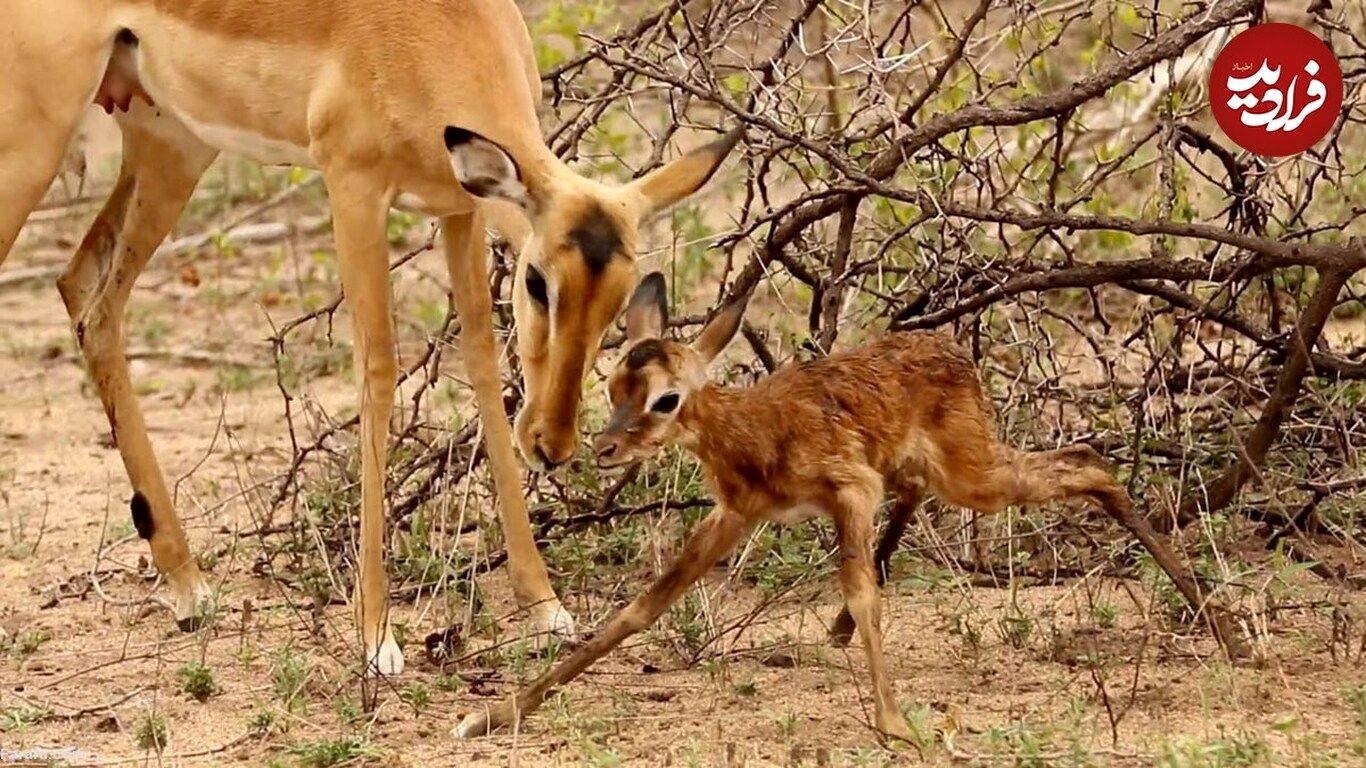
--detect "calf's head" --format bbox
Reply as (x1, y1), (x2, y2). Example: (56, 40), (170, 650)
(593, 273), (749, 468)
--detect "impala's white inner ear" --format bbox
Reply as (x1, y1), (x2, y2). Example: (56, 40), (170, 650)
(444, 126), (534, 212)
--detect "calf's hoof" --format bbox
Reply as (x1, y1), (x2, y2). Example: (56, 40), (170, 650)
(454, 711), (493, 739)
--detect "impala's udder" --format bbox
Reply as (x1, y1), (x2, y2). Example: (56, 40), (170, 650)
(95, 30), (154, 114)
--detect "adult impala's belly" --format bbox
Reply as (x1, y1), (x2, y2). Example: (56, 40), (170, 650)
(110, 19), (322, 167)
(165, 113), (315, 167)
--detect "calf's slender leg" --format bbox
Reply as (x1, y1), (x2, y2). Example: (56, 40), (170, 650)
(939, 442), (1246, 656)
(455, 506), (752, 738)
(832, 486), (913, 741)
(831, 481), (924, 646)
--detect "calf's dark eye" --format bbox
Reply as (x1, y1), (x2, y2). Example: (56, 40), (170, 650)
(651, 393), (681, 413)
(525, 265), (549, 306)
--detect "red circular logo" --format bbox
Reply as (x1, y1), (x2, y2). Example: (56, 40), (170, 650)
(1209, 24), (1343, 157)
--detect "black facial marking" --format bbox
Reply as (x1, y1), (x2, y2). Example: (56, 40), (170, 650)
(130, 491), (155, 540)
(605, 402), (636, 434)
(568, 204), (624, 274)
(626, 339), (667, 370)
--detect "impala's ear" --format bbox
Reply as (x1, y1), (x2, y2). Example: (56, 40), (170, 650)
(693, 292), (750, 364)
(445, 126), (535, 213)
(628, 127), (743, 217)
(624, 272), (668, 343)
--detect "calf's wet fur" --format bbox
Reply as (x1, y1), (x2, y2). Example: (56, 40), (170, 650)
(456, 272), (1242, 741)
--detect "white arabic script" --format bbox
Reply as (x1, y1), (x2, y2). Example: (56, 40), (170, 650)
(1225, 58), (1326, 133)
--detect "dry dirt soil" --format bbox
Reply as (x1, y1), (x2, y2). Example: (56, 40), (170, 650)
(1, 108), (1363, 768)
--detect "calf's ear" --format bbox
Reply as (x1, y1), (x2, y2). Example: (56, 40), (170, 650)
(624, 272), (669, 343)
(693, 292), (750, 364)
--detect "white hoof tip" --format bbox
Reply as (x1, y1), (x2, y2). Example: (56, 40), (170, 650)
(536, 605), (578, 640)
(366, 639), (405, 677)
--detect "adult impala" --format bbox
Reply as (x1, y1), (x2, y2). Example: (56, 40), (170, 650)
(2, 0), (740, 676)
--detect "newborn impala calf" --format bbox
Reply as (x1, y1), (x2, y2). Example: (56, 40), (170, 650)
(458, 274), (1157, 740)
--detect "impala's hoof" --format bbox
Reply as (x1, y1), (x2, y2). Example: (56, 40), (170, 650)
(877, 714), (916, 745)
(365, 633), (406, 677)
(454, 711), (492, 739)
(531, 600), (578, 641)
(173, 577), (216, 633)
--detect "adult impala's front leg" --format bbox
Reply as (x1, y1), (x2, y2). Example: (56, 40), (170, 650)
(443, 209), (575, 639)
(329, 169), (403, 676)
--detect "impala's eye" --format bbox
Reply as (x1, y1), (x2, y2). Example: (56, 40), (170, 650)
(525, 265), (549, 307)
(651, 392), (681, 414)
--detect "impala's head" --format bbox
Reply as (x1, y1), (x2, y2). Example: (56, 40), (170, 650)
(592, 273), (749, 469)
(444, 126), (742, 470)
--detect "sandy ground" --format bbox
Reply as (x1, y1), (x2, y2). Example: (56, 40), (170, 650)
(2, 107), (1364, 768)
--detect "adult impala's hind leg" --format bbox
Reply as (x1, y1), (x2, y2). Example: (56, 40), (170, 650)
(831, 481), (924, 647)
(831, 485), (912, 742)
(59, 110), (219, 630)
(58, 167), (134, 316)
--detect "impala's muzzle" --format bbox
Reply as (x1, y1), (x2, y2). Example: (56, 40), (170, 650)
(525, 417), (579, 471)
(516, 340), (590, 471)
(592, 430), (634, 469)
(517, 403), (581, 471)
(591, 402), (644, 469)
